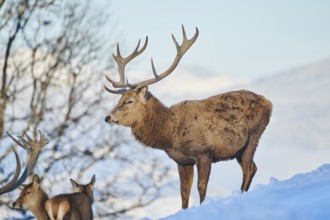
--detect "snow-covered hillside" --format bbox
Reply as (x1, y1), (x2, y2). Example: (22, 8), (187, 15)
(160, 164), (330, 220)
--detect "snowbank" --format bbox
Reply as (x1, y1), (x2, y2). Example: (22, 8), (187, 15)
(160, 164), (330, 220)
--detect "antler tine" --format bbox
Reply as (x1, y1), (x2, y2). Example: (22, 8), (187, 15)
(22, 132), (33, 149)
(112, 42), (126, 84)
(0, 129), (48, 195)
(105, 36), (148, 93)
(115, 43), (122, 59)
(104, 85), (127, 94)
(105, 74), (118, 86)
(171, 34), (180, 51)
(151, 58), (159, 78)
(38, 130), (48, 145)
(6, 132), (29, 151)
(0, 146), (21, 195)
(134, 25), (199, 89)
(181, 25), (187, 41)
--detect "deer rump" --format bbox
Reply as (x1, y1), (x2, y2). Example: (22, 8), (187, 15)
(45, 193), (92, 220)
(153, 90), (272, 165)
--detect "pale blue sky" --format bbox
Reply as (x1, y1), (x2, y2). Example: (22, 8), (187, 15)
(106, 0), (330, 81)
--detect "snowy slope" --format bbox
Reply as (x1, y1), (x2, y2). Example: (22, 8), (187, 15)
(160, 164), (330, 220)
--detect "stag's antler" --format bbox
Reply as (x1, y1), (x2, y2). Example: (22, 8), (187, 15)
(0, 129), (48, 195)
(105, 25), (199, 94)
(104, 37), (148, 94)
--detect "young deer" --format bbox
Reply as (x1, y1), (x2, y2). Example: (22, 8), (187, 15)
(45, 175), (95, 220)
(12, 175), (49, 220)
(104, 26), (272, 209)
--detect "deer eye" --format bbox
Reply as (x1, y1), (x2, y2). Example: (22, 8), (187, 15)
(126, 100), (133, 105)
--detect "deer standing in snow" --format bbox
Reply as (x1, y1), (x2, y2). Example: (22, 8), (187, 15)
(104, 26), (272, 209)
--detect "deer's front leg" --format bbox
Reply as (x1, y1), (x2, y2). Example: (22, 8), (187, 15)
(196, 156), (211, 204)
(178, 164), (194, 209)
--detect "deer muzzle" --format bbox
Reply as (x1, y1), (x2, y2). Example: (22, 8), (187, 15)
(12, 201), (22, 209)
(104, 115), (118, 124)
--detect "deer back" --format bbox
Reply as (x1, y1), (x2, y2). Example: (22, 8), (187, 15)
(170, 90), (271, 147)
(45, 193), (91, 220)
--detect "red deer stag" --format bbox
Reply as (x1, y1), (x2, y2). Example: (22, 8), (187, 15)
(45, 175), (95, 220)
(0, 130), (48, 195)
(12, 175), (49, 220)
(104, 26), (272, 209)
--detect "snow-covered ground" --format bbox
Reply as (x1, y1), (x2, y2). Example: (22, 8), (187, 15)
(160, 164), (330, 220)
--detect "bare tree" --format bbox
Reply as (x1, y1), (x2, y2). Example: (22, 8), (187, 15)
(0, 0), (173, 219)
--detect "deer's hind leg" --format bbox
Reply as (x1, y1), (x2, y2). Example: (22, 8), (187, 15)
(237, 158), (257, 192)
(196, 156), (211, 204)
(178, 164), (194, 209)
(236, 134), (259, 192)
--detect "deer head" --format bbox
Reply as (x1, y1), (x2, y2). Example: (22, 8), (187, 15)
(12, 175), (48, 210)
(104, 25), (199, 126)
(70, 175), (96, 203)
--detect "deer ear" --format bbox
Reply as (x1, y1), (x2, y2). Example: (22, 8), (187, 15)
(138, 86), (150, 100)
(70, 179), (78, 189)
(32, 175), (40, 188)
(90, 175), (96, 186)
(88, 175), (96, 190)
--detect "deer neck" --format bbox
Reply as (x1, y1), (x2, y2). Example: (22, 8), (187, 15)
(31, 202), (48, 220)
(132, 95), (174, 150)
(31, 193), (49, 220)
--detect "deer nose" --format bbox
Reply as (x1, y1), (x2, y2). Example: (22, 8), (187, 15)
(105, 116), (110, 123)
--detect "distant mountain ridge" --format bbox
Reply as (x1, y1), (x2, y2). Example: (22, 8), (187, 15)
(244, 58), (330, 150)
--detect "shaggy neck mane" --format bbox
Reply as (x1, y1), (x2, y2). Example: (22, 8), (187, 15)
(132, 94), (173, 150)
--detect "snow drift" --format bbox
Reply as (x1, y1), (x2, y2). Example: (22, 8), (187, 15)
(161, 164), (330, 220)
